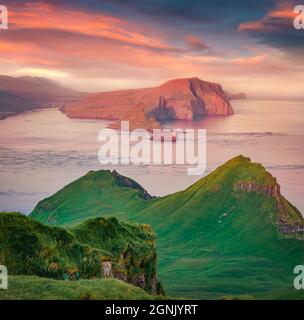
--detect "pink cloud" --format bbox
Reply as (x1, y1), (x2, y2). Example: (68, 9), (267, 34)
(7, 2), (174, 51)
(185, 35), (209, 51)
(238, 1), (296, 32)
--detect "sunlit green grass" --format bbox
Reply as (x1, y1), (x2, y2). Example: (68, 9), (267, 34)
(0, 276), (164, 300)
(0, 212), (159, 294)
(30, 155), (304, 299)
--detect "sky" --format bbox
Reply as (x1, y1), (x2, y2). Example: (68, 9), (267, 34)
(0, 0), (304, 98)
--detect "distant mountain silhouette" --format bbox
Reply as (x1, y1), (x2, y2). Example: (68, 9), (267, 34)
(0, 75), (83, 119)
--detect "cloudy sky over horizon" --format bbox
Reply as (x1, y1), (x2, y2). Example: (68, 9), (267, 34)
(0, 0), (304, 98)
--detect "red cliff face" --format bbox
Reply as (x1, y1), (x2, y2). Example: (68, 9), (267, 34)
(62, 77), (233, 123)
(108, 103), (162, 131)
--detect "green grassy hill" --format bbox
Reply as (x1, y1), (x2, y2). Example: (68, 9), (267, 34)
(0, 212), (162, 295)
(0, 276), (164, 300)
(31, 169), (152, 226)
(31, 156), (304, 299)
(138, 156), (304, 299)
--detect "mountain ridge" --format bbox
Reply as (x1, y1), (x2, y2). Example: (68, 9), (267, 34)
(31, 155), (304, 231)
(0, 75), (80, 98)
(0, 75), (83, 120)
(30, 169), (154, 226)
(30, 155), (304, 299)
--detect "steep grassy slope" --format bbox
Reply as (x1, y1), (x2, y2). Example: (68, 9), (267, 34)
(0, 212), (162, 294)
(31, 170), (152, 226)
(137, 156), (304, 298)
(0, 276), (164, 300)
(31, 156), (304, 299)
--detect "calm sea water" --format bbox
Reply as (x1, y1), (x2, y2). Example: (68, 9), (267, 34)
(0, 99), (303, 214)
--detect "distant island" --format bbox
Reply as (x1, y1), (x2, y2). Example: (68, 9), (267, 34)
(0, 75), (82, 120)
(0, 76), (248, 128)
(62, 77), (234, 130)
(0, 76), (247, 128)
(225, 91), (247, 100)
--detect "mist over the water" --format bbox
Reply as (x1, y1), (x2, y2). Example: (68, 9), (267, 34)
(0, 99), (303, 214)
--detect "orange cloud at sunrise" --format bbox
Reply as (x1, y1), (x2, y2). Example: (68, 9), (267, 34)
(0, 0), (303, 98)
(238, 1), (297, 32)
(8, 2), (172, 50)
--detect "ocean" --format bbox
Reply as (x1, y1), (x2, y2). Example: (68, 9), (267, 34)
(0, 99), (303, 214)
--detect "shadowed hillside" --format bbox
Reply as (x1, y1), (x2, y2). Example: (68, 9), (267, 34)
(0, 212), (163, 295)
(0, 75), (83, 119)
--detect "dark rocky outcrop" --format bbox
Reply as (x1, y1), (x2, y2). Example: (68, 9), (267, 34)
(235, 175), (304, 236)
(235, 181), (281, 199)
(278, 224), (304, 235)
(112, 170), (153, 200)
